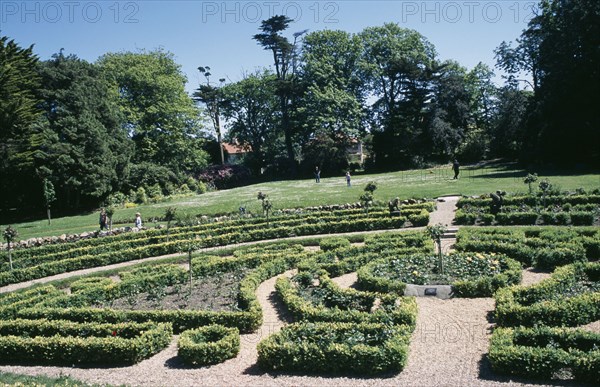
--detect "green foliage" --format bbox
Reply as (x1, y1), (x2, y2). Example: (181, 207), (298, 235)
(494, 262), (600, 327)
(0, 319), (172, 365)
(456, 227), (598, 269)
(97, 50), (209, 176)
(358, 252), (521, 297)
(489, 326), (600, 383)
(524, 173), (538, 194)
(258, 321), (412, 375)
(0, 36), (42, 210)
(319, 237), (351, 252)
(178, 325), (240, 366)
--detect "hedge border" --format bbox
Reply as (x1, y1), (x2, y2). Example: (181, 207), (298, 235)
(178, 325), (240, 366)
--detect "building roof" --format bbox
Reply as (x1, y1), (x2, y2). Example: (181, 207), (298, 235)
(222, 142), (249, 154)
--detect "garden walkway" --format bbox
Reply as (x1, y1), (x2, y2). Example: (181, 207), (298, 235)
(0, 198), (567, 386)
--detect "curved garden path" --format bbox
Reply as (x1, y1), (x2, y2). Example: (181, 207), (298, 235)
(0, 198), (574, 386)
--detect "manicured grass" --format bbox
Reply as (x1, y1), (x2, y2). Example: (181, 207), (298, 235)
(4, 163), (600, 240)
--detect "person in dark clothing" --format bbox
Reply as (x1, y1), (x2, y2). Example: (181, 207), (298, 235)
(452, 159), (460, 179)
(314, 166), (321, 183)
(490, 190), (506, 215)
(99, 209), (107, 230)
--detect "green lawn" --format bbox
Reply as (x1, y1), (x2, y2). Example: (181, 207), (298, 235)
(4, 163), (600, 240)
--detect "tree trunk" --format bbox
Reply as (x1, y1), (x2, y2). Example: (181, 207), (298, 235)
(216, 115), (225, 165)
(281, 98), (297, 177)
(47, 207), (51, 225)
(7, 242), (13, 270)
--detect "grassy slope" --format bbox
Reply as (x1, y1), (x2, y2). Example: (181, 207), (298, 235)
(5, 164), (600, 240)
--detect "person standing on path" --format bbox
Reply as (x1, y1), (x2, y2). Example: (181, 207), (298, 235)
(346, 171), (351, 187)
(314, 166), (321, 183)
(452, 159), (460, 179)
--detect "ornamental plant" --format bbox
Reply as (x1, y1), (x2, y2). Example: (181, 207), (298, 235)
(257, 191), (272, 224)
(43, 178), (56, 225)
(539, 178), (552, 208)
(523, 173), (538, 195)
(426, 223), (447, 274)
(3, 225), (18, 270)
(360, 182), (377, 214)
(105, 206), (115, 230)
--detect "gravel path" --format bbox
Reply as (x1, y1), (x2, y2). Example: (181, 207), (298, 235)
(520, 268), (553, 286)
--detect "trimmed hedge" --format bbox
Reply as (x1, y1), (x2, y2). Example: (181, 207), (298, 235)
(0, 319), (172, 365)
(319, 237), (351, 252)
(276, 272), (417, 327)
(357, 252), (522, 298)
(456, 227), (599, 269)
(489, 326), (600, 383)
(495, 262), (600, 327)
(178, 325), (240, 366)
(257, 322), (411, 375)
(0, 211), (428, 286)
(455, 193), (599, 226)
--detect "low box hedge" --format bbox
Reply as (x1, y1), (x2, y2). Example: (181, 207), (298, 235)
(489, 326), (599, 383)
(275, 273), (417, 327)
(0, 319), (172, 365)
(357, 252), (522, 298)
(495, 262), (600, 327)
(257, 322), (412, 375)
(178, 325), (240, 366)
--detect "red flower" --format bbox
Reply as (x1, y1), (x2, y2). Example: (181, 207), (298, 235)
(112, 330), (117, 336)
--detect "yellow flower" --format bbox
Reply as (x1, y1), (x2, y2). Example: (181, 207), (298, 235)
(476, 253), (484, 259)
(412, 270), (419, 276)
(466, 257), (472, 262)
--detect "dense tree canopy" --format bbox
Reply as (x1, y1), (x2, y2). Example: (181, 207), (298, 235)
(35, 53), (132, 207)
(98, 50), (209, 175)
(0, 37), (42, 212)
(2, 0), (598, 217)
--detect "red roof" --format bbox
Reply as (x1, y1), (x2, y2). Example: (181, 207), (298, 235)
(222, 142), (248, 154)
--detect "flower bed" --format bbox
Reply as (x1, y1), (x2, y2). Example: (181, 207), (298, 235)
(357, 252), (522, 297)
(489, 326), (599, 383)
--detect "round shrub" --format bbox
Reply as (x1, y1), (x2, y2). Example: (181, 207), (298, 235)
(178, 325), (240, 366)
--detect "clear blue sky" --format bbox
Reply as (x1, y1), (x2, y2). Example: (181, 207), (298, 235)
(1, 1), (536, 93)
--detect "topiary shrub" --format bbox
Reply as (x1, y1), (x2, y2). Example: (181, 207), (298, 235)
(178, 325), (240, 366)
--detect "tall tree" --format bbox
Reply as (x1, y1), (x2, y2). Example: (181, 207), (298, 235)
(425, 61), (471, 161)
(299, 29), (365, 173)
(98, 50), (209, 177)
(0, 36), (42, 211)
(496, 0), (599, 165)
(253, 15), (307, 176)
(358, 23), (437, 169)
(489, 84), (532, 158)
(35, 52), (132, 208)
(194, 66), (226, 165)
(220, 69), (279, 174)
